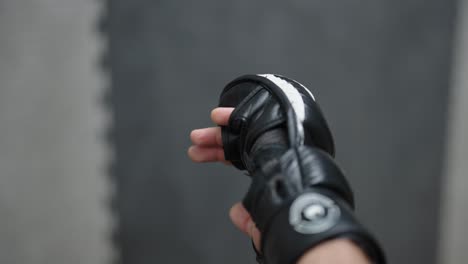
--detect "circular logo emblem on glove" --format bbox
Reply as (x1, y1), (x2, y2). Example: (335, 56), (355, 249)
(289, 193), (340, 234)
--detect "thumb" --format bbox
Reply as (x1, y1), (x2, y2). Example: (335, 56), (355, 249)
(229, 202), (261, 251)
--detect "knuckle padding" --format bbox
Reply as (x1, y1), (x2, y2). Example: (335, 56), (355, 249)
(221, 87), (287, 170)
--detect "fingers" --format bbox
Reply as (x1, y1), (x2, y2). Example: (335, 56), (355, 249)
(188, 131), (230, 164)
(211, 107), (234, 126)
(229, 202), (261, 251)
(188, 107), (234, 164)
(190, 127), (222, 147)
(188, 127), (225, 162)
(187, 145), (225, 163)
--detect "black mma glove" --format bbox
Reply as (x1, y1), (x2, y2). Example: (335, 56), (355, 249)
(218, 74), (386, 264)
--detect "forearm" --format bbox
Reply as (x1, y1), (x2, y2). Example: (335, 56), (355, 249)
(297, 239), (371, 264)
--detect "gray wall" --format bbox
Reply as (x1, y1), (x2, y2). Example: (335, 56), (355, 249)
(104, 1), (455, 264)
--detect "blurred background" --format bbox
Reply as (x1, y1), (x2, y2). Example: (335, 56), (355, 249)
(0, 0), (467, 263)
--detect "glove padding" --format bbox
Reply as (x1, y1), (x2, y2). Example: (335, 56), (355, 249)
(219, 74), (386, 264)
(219, 74), (335, 171)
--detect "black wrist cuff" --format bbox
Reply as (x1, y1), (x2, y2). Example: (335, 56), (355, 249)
(260, 188), (386, 264)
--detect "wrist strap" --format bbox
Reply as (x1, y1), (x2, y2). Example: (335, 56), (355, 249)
(259, 189), (386, 264)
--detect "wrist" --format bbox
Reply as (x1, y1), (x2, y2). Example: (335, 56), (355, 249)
(297, 239), (371, 264)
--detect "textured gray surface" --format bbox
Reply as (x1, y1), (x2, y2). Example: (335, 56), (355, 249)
(104, 1), (455, 264)
(0, 1), (112, 263)
(438, 0), (468, 263)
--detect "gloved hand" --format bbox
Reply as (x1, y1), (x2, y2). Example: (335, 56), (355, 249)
(218, 74), (386, 264)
